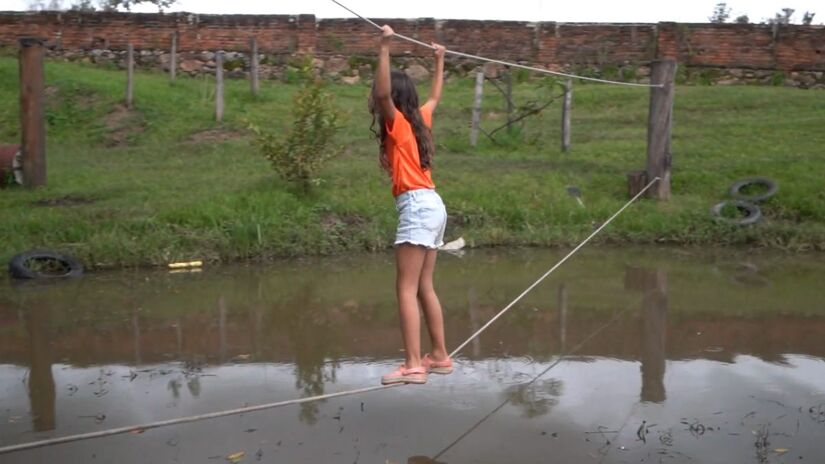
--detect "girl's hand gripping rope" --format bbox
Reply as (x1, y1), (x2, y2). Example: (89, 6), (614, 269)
(381, 24), (394, 44)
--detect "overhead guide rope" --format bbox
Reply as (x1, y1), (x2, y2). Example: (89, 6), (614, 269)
(330, 0), (664, 88)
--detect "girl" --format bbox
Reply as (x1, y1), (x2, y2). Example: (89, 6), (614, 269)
(370, 25), (453, 385)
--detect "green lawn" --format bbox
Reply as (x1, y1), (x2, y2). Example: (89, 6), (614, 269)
(0, 58), (824, 269)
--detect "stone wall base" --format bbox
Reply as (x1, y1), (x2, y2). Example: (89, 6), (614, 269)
(43, 48), (825, 89)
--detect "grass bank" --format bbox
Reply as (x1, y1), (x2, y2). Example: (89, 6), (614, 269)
(1, 58), (824, 269)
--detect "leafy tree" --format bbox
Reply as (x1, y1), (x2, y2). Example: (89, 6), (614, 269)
(709, 3), (731, 23)
(29, 0), (179, 11)
(768, 8), (795, 25)
(735, 15), (750, 24)
(802, 11), (816, 25)
(69, 0), (97, 11)
(27, 0), (63, 10)
(99, 0), (178, 12)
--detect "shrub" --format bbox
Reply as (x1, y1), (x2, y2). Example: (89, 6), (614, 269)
(770, 71), (786, 87)
(250, 62), (341, 193)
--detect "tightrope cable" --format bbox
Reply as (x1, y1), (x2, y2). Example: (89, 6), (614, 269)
(330, 0), (663, 88)
(433, 291), (652, 460)
(449, 176), (660, 358)
(0, 177), (659, 455)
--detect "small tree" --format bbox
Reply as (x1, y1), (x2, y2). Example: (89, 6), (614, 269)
(26, 0), (61, 10)
(735, 15), (750, 24)
(802, 11), (816, 25)
(70, 0), (97, 11)
(251, 63), (340, 193)
(768, 8), (795, 25)
(709, 3), (731, 23)
(30, 0), (180, 11)
(99, 0), (178, 11)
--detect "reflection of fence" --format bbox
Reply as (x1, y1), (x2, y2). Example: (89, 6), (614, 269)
(625, 266), (668, 403)
(10, 299), (825, 367)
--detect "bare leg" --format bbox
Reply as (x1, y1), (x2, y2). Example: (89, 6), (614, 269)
(396, 244), (427, 368)
(418, 249), (449, 361)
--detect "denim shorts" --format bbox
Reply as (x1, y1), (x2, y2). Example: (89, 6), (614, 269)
(394, 189), (447, 249)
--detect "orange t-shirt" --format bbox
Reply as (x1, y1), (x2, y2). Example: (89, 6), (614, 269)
(385, 105), (435, 197)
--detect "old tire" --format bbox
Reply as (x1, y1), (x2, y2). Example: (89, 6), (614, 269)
(710, 200), (762, 226)
(729, 177), (778, 202)
(8, 250), (84, 280)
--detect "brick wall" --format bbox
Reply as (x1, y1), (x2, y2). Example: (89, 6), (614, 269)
(551, 24), (658, 66)
(0, 11), (823, 71)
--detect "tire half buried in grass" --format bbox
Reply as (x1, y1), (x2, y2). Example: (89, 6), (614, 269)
(8, 250), (84, 279)
(711, 200), (763, 226)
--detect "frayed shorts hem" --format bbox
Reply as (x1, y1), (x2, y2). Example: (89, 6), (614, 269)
(393, 239), (444, 250)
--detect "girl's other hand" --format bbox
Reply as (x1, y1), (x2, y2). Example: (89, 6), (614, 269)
(381, 25), (394, 44)
(432, 43), (446, 58)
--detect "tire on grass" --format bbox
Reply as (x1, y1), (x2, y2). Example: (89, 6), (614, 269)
(8, 250), (84, 280)
(729, 177), (778, 203)
(710, 200), (762, 226)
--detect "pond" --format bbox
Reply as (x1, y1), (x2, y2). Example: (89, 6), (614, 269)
(1, 248), (824, 463)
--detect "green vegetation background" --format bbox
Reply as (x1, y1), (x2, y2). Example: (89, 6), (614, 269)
(1, 58), (823, 269)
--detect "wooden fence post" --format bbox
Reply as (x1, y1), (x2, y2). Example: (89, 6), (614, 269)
(561, 79), (572, 153)
(215, 51), (224, 122)
(125, 44), (134, 109)
(627, 170), (649, 198)
(470, 71), (484, 147)
(250, 37), (259, 97)
(504, 68), (513, 134)
(19, 38), (46, 188)
(646, 59), (676, 200)
(170, 32), (177, 81)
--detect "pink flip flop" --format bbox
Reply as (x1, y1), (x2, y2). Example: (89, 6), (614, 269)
(381, 365), (428, 385)
(422, 354), (453, 375)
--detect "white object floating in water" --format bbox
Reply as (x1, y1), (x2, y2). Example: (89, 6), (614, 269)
(168, 261), (203, 269)
(439, 237), (466, 253)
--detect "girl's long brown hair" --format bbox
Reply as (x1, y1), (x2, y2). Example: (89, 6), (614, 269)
(369, 70), (434, 174)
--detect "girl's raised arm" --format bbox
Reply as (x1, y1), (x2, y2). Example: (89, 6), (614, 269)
(374, 25), (396, 123)
(423, 43), (446, 114)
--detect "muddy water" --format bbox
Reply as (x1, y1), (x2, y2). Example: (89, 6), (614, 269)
(1, 248), (824, 463)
